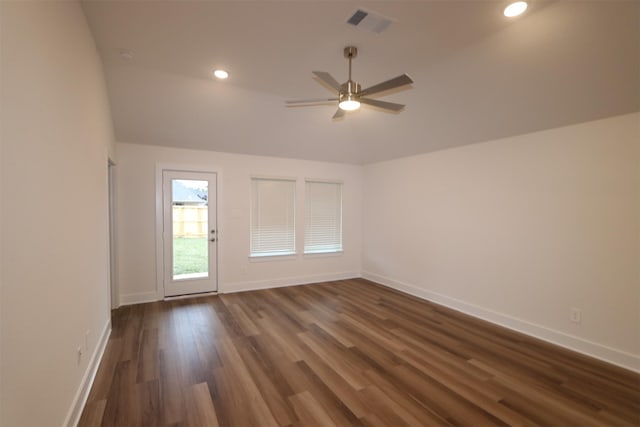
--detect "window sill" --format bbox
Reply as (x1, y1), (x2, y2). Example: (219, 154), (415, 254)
(249, 253), (298, 262)
(303, 250), (343, 258)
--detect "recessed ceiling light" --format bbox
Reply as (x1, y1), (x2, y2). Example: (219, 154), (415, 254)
(213, 69), (229, 79)
(504, 1), (528, 17)
(119, 49), (134, 60)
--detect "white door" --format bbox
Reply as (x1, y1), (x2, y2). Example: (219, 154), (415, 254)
(163, 170), (217, 297)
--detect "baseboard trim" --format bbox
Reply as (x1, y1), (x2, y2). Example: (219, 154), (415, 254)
(64, 320), (111, 427)
(362, 271), (640, 373)
(118, 272), (362, 304)
(222, 271), (361, 294)
(119, 291), (160, 306)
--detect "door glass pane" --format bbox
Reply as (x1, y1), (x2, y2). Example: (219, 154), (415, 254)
(172, 179), (208, 280)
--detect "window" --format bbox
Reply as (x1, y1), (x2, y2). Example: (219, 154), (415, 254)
(304, 181), (343, 254)
(250, 178), (296, 257)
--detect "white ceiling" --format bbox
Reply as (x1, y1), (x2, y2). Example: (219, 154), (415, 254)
(82, 0), (639, 164)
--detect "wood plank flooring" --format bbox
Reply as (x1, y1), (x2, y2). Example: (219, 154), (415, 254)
(79, 279), (640, 426)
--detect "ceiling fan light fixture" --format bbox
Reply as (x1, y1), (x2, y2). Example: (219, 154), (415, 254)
(503, 1), (527, 17)
(339, 95), (361, 111)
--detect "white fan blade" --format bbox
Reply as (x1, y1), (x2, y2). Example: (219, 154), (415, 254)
(312, 71), (342, 92)
(359, 98), (405, 112)
(360, 74), (413, 97)
(285, 98), (338, 106)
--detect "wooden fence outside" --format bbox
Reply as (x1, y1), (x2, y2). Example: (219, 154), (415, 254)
(173, 205), (207, 238)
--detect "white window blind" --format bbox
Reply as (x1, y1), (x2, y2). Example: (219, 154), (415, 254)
(304, 181), (343, 254)
(250, 178), (296, 257)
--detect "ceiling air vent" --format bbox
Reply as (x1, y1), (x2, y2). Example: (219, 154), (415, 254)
(346, 9), (393, 34)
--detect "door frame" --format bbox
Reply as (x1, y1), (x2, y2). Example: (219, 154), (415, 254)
(155, 163), (222, 300)
(108, 158), (119, 309)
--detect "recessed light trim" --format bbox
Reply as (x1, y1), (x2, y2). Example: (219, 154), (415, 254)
(213, 69), (229, 79)
(504, 1), (528, 17)
(119, 49), (134, 60)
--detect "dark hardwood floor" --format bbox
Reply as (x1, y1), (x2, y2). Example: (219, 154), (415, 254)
(79, 279), (640, 426)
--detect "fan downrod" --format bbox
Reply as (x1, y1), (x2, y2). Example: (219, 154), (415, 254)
(343, 46), (359, 98)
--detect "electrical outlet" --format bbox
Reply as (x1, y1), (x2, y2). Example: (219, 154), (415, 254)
(570, 307), (582, 323)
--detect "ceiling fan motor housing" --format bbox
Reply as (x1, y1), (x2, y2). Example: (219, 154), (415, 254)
(340, 81), (361, 100)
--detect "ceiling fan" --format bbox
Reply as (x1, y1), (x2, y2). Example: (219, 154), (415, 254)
(286, 46), (414, 119)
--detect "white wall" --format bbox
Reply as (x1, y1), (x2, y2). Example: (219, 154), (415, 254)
(363, 113), (640, 371)
(1, 1), (114, 425)
(116, 143), (362, 304)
